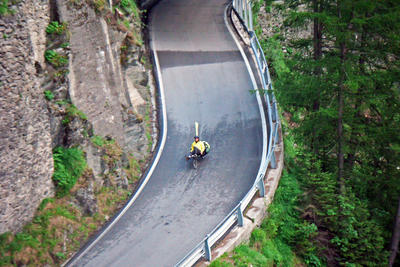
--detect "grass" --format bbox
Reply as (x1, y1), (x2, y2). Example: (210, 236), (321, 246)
(0, 145), (143, 266)
(91, 135), (107, 147)
(92, 0), (107, 12)
(118, 0), (140, 20)
(125, 156), (141, 182)
(0, 199), (81, 266)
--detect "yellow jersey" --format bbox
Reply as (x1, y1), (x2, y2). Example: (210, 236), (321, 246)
(191, 141), (206, 154)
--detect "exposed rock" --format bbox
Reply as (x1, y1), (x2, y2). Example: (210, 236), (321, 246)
(75, 183), (97, 216)
(84, 143), (105, 191)
(257, 2), (312, 45)
(56, 0), (157, 161)
(57, 1), (127, 146)
(0, 0), (55, 234)
(0, 0), (157, 236)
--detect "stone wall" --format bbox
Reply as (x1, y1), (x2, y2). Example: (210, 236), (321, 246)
(0, 0), (55, 233)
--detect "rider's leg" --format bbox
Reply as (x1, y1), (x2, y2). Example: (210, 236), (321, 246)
(192, 147), (201, 156)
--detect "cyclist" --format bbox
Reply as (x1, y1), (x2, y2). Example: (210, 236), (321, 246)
(189, 136), (210, 158)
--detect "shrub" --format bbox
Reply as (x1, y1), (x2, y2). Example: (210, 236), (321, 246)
(52, 147), (86, 197)
(45, 50), (68, 68)
(60, 42), (70, 48)
(46, 21), (67, 35)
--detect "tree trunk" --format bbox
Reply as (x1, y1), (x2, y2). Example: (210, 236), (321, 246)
(337, 2), (346, 193)
(389, 197), (400, 266)
(345, 22), (367, 173)
(312, 0), (323, 155)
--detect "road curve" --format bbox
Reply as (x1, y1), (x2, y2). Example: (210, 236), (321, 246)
(69, 0), (263, 266)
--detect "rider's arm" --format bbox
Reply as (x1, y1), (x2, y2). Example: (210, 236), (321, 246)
(190, 142), (194, 152)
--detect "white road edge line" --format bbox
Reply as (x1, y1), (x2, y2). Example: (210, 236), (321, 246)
(224, 5), (268, 183)
(65, 28), (168, 267)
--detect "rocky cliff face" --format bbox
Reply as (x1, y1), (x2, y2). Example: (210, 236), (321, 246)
(56, 0), (156, 175)
(0, 0), (157, 234)
(0, 0), (55, 233)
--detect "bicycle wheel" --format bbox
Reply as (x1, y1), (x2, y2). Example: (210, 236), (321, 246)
(192, 158), (198, 169)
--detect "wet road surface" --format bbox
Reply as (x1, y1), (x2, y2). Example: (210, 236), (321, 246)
(69, 0), (263, 266)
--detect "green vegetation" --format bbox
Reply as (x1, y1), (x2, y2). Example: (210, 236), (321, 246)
(55, 99), (69, 106)
(60, 42), (70, 48)
(45, 49), (68, 68)
(46, 21), (67, 35)
(0, 0), (12, 16)
(125, 156), (141, 182)
(222, 0), (400, 266)
(0, 183), (133, 266)
(52, 147), (87, 197)
(0, 198), (83, 266)
(0, 0), (8, 15)
(44, 20), (69, 81)
(0, 138), (144, 266)
(92, 0), (106, 12)
(91, 135), (115, 147)
(91, 135), (106, 147)
(119, 0), (140, 20)
(212, 135), (319, 267)
(43, 90), (54, 101)
(62, 104), (88, 125)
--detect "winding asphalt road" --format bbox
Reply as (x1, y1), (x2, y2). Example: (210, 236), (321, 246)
(68, 0), (263, 266)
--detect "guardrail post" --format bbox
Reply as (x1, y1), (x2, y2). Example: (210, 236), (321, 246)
(248, 0), (253, 31)
(204, 235), (212, 261)
(237, 202), (244, 227)
(258, 177), (265, 197)
(274, 122), (280, 145)
(243, 0), (248, 29)
(238, 0), (243, 19)
(271, 98), (277, 123)
(270, 149), (277, 169)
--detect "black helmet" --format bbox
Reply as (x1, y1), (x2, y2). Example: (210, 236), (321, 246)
(194, 136), (199, 141)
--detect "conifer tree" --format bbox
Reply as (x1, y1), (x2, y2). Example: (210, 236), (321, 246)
(264, 0), (400, 264)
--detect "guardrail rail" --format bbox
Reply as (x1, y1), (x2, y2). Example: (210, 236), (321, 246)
(176, 0), (281, 266)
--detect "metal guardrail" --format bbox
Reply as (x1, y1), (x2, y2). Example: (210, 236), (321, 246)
(176, 1), (280, 266)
